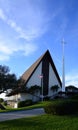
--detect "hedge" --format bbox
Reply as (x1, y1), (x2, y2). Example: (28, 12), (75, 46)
(44, 100), (78, 115)
(0, 98), (4, 103)
(18, 99), (33, 108)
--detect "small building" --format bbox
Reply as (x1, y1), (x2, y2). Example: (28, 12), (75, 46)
(7, 50), (62, 108)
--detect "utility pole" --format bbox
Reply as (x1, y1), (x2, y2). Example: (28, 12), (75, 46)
(62, 39), (66, 92)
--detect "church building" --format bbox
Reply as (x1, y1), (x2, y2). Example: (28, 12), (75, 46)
(22, 50), (62, 96)
(6, 50), (62, 108)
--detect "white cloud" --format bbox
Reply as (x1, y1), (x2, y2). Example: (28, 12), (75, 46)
(0, 5), (50, 41)
(0, 1), (60, 61)
(0, 38), (38, 61)
(0, 9), (30, 41)
(0, 43), (12, 55)
(0, 54), (9, 61)
(65, 73), (78, 87)
(0, 7), (39, 60)
(23, 43), (38, 56)
(60, 71), (78, 87)
(7, 19), (31, 41)
(0, 8), (7, 21)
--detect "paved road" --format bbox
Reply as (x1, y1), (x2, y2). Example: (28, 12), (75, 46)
(0, 108), (45, 122)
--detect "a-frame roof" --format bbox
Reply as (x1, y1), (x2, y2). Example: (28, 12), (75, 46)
(21, 50), (62, 86)
(21, 50), (47, 82)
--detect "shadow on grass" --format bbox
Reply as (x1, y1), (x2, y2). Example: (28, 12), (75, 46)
(1, 116), (44, 130)
(1, 114), (78, 130)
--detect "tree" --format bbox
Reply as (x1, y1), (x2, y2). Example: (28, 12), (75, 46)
(6, 77), (28, 97)
(0, 65), (10, 91)
(0, 65), (17, 91)
(65, 85), (78, 92)
(0, 65), (9, 75)
(51, 85), (59, 92)
(16, 78), (26, 89)
(28, 85), (41, 94)
(28, 85), (41, 100)
(5, 74), (17, 90)
(28, 85), (41, 98)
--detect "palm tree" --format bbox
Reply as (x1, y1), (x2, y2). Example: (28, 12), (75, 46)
(28, 85), (41, 99)
(51, 85), (59, 92)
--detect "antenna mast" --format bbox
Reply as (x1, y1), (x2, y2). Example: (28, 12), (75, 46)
(62, 38), (66, 92)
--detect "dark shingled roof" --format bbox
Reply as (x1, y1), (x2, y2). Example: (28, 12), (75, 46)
(21, 50), (62, 86)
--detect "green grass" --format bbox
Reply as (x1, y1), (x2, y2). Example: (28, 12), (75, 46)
(0, 101), (51, 113)
(0, 100), (78, 129)
(0, 114), (78, 130)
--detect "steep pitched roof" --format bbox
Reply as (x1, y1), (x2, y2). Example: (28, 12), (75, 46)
(21, 50), (62, 86)
(21, 51), (46, 82)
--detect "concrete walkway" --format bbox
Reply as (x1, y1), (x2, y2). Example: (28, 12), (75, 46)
(0, 108), (45, 122)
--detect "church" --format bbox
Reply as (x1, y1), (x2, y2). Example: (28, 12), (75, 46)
(6, 50), (62, 108)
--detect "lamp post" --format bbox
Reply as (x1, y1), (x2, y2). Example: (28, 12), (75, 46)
(62, 39), (66, 92)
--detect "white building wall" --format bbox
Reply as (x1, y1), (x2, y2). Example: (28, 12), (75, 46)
(7, 93), (40, 108)
(26, 62), (42, 88)
(14, 93), (40, 102)
(48, 63), (61, 96)
(20, 93), (32, 101)
(6, 94), (20, 101)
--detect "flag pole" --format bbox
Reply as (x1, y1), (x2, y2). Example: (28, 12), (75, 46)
(39, 73), (43, 101)
(41, 73), (43, 101)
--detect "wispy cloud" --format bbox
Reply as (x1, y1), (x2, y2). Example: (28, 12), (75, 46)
(65, 72), (78, 87)
(0, 3), (50, 41)
(0, 0), (66, 61)
(0, 0), (51, 61)
(0, 8), (7, 21)
(0, 8), (31, 41)
(0, 54), (9, 61)
(0, 38), (37, 61)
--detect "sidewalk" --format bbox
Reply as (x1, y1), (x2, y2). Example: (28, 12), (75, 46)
(0, 108), (45, 122)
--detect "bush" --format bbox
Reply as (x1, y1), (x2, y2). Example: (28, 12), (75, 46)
(0, 103), (6, 110)
(18, 99), (33, 108)
(44, 100), (78, 115)
(3, 101), (7, 106)
(0, 98), (4, 103)
(43, 96), (50, 101)
(71, 94), (78, 100)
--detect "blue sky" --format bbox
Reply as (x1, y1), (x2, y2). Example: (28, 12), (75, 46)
(0, 0), (78, 87)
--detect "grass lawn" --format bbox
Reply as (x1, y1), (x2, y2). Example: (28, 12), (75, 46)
(0, 101), (51, 113)
(0, 114), (78, 130)
(0, 100), (78, 130)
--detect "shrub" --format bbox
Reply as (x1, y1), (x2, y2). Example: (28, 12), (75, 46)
(0, 98), (4, 103)
(18, 99), (33, 108)
(44, 100), (78, 115)
(51, 85), (59, 92)
(0, 103), (6, 110)
(3, 101), (7, 106)
(44, 96), (50, 101)
(71, 94), (78, 100)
